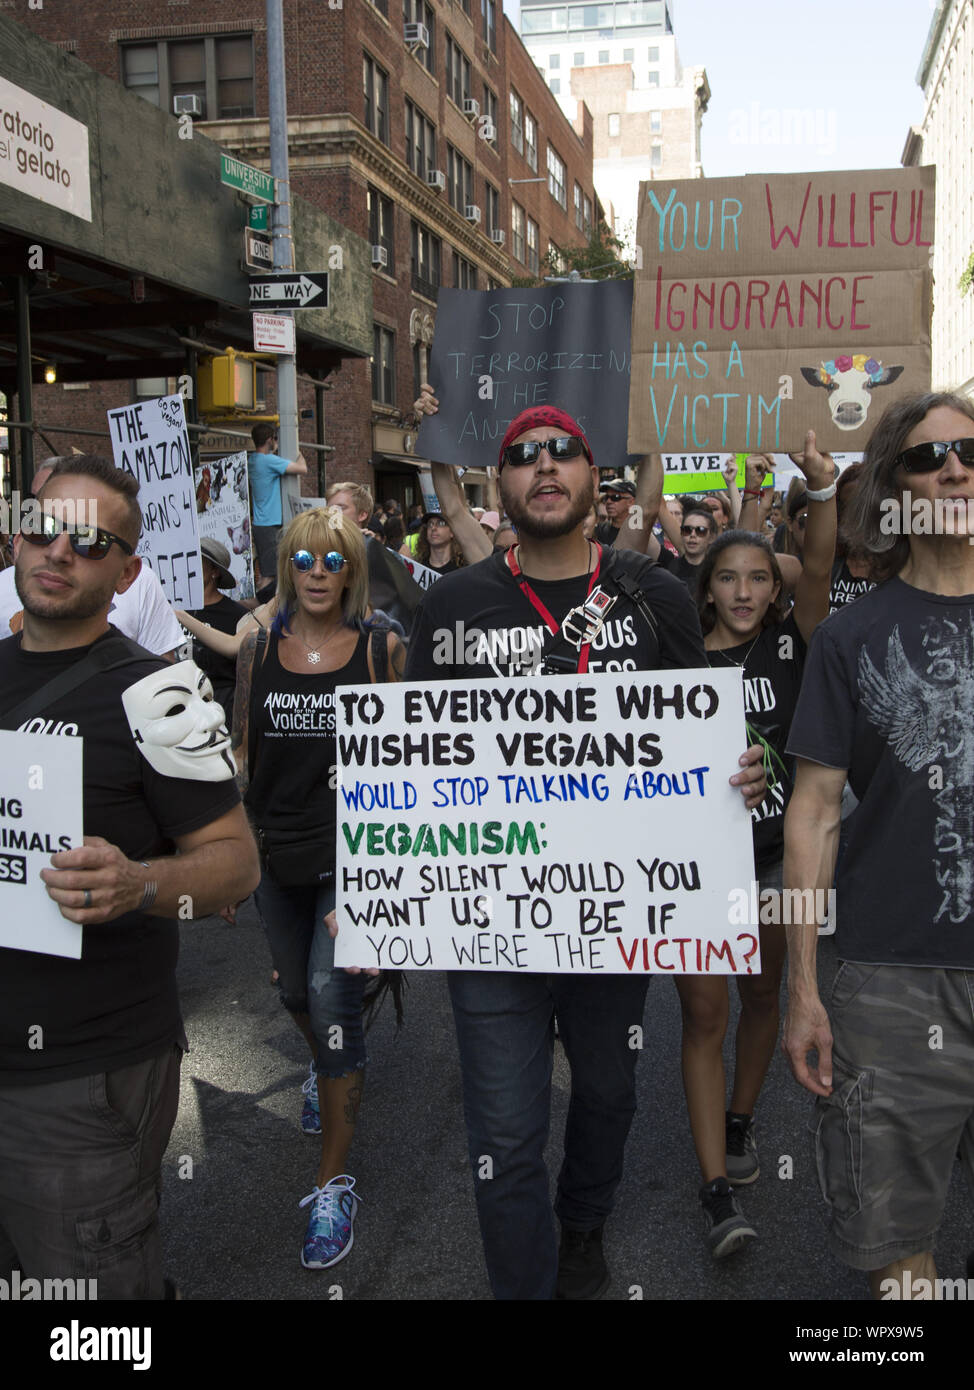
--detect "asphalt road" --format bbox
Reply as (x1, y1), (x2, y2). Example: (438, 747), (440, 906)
(160, 901), (972, 1303)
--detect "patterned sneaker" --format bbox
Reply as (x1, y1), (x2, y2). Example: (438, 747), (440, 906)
(699, 1177), (757, 1259)
(300, 1061), (321, 1136)
(725, 1111), (760, 1184)
(299, 1175), (361, 1269)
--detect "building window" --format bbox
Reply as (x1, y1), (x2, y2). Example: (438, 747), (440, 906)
(547, 144), (566, 209)
(574, 181), (583, 231)
(445, 33), (471, 107)
(487, 276), (502, 290)
(368, 185), (395, 275)
(482, 85), (498, 147)
(527, 217), (539, 275)
(650, 109), (661, 132)
(608, 112), (620, 137)
(550, 78), (560, 94)
(524, 110), (538, 172)
(372, 325), (395, 405)
(370, 0), (389, 16)
(121, 35), (255, 118)
(413, 341), (425, 401)
(583, 193), (592, 236)
(510, 89), (524, 154)
(651, 142), (662, 167)
(549, 241), (566, 273)
(573, 50), (584, 65)
(411, 220), (441, 299)
(455, 252), (477, 290)
(648, 70), (660, 87)
(568, 4), (613, 29)
(446, 144), (473, 213)
(363, 54), (389, 144)
(550, 54), (560, 69)
(485, 180), (500, 234)
(512, 201), (526, 262)
(623, 47), (634, 61)
(403, 0), (435, 75)
(405, 100), (437, 178)
(649, 45), (659, 60)
(598, 50), (609, 63)
(481, 0), (497, 53)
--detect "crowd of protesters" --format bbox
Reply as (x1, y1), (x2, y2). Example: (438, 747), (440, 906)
(1, 385), (973, 1304)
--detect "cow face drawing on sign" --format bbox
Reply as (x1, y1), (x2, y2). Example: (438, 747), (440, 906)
(800, 355), (905, 432)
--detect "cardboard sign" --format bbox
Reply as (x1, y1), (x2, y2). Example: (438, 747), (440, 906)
(194, 453), (254, 600)
(334, 669), (760, 975)
(628, 168), (934, 455)
(416, 283), (639, 473)
(0, 730), (84, 959)
(107, 395), (203, 608)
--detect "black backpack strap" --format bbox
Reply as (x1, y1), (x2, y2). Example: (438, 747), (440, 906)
(0, 632), (151, 730)
(369, 624), (389, 683)
(533, 551), (660, 676)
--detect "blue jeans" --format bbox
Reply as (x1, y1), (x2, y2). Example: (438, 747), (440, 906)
(254, 872), (368, 1077)
(448, 970), (651, 1300)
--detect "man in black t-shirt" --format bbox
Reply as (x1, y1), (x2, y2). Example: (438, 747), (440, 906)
(594, 477), (636, 546)
(782, 393), (974, 1302)
(0, 457), (259, 1300)
(405, 404), (768, 1301)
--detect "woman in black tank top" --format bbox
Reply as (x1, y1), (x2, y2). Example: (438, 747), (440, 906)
(231, 506), (404, 1274)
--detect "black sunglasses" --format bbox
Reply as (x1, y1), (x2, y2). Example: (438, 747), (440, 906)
(895, 439), (974, 473)
(503, 436), (585, 468)
(20, 512), (134, 560)
(681, 524), (711, 537)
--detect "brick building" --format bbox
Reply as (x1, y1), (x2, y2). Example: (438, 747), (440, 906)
(13, 1), (601, 506)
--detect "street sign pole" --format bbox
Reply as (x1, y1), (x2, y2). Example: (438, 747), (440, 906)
(266, 0), (300, 505)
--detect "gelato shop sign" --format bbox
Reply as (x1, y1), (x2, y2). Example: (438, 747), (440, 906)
(0, 75), (92, 221)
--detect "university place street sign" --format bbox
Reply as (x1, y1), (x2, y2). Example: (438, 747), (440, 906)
(248, 272), (329, 309)
(220, 153), (275, 203)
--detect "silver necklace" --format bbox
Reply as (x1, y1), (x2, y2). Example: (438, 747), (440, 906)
(709, 631), (762, 669)
(291, 622), (343, 665)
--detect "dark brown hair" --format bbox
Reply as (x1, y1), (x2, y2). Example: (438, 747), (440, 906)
(43, 455), (142, 545)
(695, 529), (790, 635)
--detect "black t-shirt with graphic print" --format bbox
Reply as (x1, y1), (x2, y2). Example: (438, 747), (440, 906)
(405, 546), (706, 681)
(708, 611), (806, 874)
(787, 578), (974, 968)
(829, 558), (876, 614)
(0, 630), (240, 1085)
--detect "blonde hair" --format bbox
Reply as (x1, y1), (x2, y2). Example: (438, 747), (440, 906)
(326, 479), (374, 521)
(275, 507), (369, 625)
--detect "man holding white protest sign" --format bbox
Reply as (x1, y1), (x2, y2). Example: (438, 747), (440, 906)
(394, 402), (767, 1300)
(0, 455), (258, 1299)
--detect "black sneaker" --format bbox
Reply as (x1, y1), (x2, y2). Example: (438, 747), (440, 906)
(699, 1177), (757, 1259)
(725, 1111), (760, 1184)
(556, 1224), (610, 1300)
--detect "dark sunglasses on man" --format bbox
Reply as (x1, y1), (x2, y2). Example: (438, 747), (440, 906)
(20, 511), (135, 561)
(681, 523), (711, 537)
(895, 438), (974, 473)
(502, 436), (585, 468)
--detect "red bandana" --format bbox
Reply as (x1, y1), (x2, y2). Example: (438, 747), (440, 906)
(498, 407), (594, 471)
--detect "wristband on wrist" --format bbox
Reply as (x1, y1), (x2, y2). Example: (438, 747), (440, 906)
(804, 480), (837, 501)
(741, 488), (763, 499)
(139, 862), (158, 912)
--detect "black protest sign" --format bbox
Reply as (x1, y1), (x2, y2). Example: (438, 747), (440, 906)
(415, 282), (639, 472)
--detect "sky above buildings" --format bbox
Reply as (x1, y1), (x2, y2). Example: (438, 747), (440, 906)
(505, 0), (936, 177)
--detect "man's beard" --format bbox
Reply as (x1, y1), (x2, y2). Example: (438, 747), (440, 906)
(502, 473), (595, 540)
(15, 560), (118, 623)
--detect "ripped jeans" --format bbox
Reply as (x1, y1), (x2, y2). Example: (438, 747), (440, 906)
(254, 871), (368, 1077)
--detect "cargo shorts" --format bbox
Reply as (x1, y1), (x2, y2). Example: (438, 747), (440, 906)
(813, 961), (974, 1271)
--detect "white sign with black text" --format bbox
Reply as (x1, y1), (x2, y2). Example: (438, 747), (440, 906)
(0, 75), (92, 222)
(334, 668), (759, 975)
(0, 730), (84, 959)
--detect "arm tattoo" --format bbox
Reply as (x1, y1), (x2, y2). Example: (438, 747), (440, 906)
(231, 630), (259, 795)
(344, 1082), (363, 1125)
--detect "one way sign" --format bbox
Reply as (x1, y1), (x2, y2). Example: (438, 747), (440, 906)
(249, 272), (329, 309)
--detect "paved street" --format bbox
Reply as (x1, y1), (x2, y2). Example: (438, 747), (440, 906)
(161, 902), (972, 1303)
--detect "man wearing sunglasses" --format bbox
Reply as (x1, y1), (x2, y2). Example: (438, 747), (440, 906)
(595, 477), (637, 546)
(783, 392), (974, 1302)
(0, 455), (259, 1300)
(404, 402), (768, 1300)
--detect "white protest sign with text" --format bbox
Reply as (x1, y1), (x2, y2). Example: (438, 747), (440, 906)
(335, 668), (759, 975)
(0, 730), (84, 959)
(107, 395), (202, 608)
(398, 553), (441, 591)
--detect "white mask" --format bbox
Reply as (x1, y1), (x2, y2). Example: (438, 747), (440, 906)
(122, 660), (235, 781)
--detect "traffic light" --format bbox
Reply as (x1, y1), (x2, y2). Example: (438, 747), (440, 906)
(198, 349), (257, 413)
